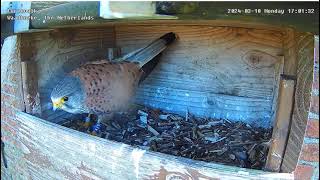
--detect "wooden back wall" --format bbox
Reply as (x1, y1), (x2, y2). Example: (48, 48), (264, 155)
(116, 25), (284, 128)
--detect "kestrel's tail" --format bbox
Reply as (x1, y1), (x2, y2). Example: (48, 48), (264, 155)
(115, 32), (177, 83)
(116, 32), (177, 67)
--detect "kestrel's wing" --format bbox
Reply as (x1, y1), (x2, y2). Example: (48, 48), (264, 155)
(70, 61), (142, 114)
(114, 32), (176, 67)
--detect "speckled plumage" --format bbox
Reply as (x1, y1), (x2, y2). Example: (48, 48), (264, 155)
(70, 61), (142, 114)
(51, 32), (177, 129)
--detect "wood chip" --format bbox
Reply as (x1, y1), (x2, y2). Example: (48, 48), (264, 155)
(147, 125), (160, 136)
(138, 110), (148, 116)
(62, 106), (272, 170)
(159, 114), (170, 120)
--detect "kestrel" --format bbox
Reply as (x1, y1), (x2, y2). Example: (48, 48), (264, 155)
(50, 32), (177, 133)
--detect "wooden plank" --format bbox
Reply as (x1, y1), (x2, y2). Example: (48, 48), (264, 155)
(19, 34), (36, 62)
(114, 20), (285, 32)
(265, 77), (295, 172)
(116, 25), (283, 128)
(21, 61), (41, 117)
(29, 19), (287, 32)
(283, 28), (298, 76)
(1, 35), (17, 84)
(6, 111), (293, 180)
(281, 33), (315, 172)
(271, 56), (284, 127)
(1, 35), (25, 174)
(1, 35), (25, 111)
(19, 33), (41, 116)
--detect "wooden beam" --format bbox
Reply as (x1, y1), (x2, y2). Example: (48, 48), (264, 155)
(271, 56), (284, 127)
(265, 77), (296, 172)
(1, 35), (17, 84)
(283, 28), (298, 76)
(19, 34), (36, 62)
(21, 61), (41, 117)
(31, 19), (287, 32)
(265, 30), (299, 170)
(19, 32), (41, 116)
(8, 111), (293, 179)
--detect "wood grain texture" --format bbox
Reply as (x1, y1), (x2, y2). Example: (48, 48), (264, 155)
(271, 57), (284, 127)
(281, 33), (315, 173)
(265, 78), (295, 172)
(26, 28), (116, 123)
(1, 35), (25, 178)
(283, 29), (298, 76)
(116, 25), (284, 127)
(3, 111), (292, 180)
(21, 61), (41, 116)
(1, 36), (18, 84)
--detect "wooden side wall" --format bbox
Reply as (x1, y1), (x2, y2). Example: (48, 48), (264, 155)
(116, 25), (284, 127)
(281, 33), (315, 172)
(293, 35), (319, 180)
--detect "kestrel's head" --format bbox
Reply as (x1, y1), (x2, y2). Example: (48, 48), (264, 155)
(50, 75), (86, 114)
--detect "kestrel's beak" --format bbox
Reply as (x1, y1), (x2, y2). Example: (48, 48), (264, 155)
(52, 99), (64, 111)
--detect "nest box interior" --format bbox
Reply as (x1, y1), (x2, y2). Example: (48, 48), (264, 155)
(18, 23), (294, 173)
(28, 25), (284, 127)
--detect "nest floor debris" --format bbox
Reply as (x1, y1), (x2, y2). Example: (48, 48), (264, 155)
(61, 106), (272, 170)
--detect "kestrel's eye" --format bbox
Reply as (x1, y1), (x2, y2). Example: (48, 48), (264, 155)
(63, 96), (69, 101)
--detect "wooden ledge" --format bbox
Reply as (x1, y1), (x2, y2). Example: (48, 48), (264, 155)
(6, 111), (294, 179)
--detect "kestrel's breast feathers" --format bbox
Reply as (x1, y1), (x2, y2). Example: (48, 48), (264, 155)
(70, 60), (142, 114)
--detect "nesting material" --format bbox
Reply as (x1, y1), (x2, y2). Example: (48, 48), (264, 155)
(61, 106), (272, 170)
